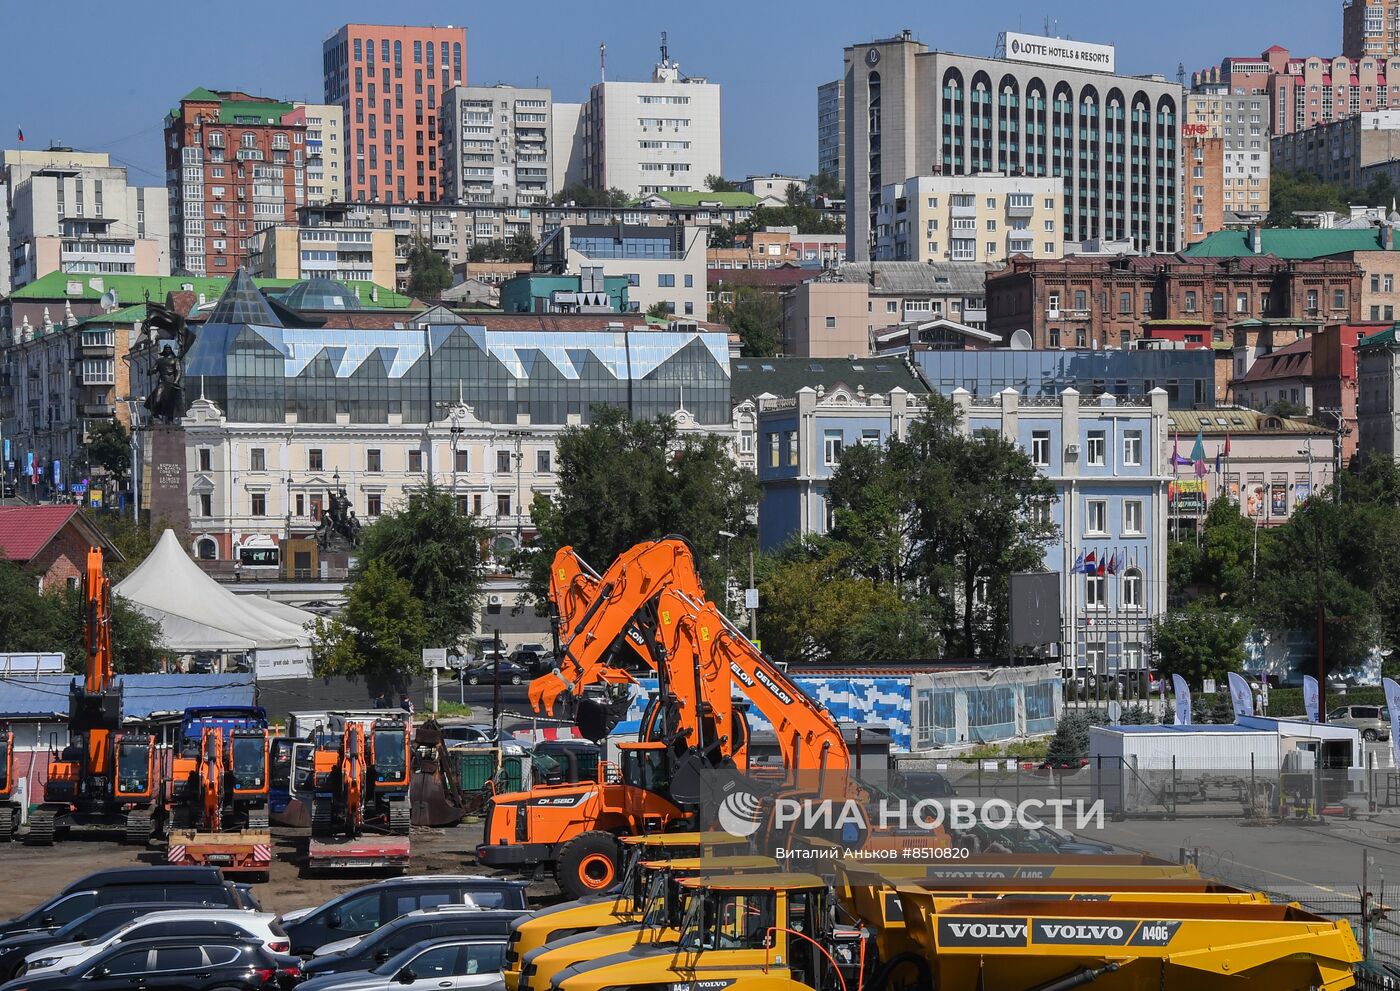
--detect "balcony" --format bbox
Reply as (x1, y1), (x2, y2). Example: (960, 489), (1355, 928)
(950, 199), (977, 218)
(1006, 200), (1035, 218)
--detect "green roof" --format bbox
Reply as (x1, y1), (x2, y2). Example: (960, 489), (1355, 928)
(1359, 325), (1400, 348)
(76, 304), (149, 326)
(218, 100), (293, 125)
(644, 190), (759, 208)
(181, 86), (221, 102)
(1183, 227), (1385, 259)
(10, 271), (415, 310)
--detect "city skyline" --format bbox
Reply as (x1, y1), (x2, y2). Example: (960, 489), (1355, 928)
(0, 0), (1336, 192)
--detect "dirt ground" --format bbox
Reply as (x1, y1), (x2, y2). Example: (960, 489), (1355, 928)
(0, 819), (558, 920)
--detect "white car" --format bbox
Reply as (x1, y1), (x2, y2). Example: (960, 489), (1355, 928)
(20, 909), (285, 977)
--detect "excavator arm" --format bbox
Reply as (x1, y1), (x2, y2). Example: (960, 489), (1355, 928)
(198, 727), (224, 832)
(528, 539), (706, 716)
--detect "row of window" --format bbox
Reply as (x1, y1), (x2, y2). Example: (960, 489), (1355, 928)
(1084, 568), (1145, 608)
(199, 446), (553, 474)
(1083, 497), (1146, 536)
(1032, 428), (1143, 468)
(231, 489), (518, 520)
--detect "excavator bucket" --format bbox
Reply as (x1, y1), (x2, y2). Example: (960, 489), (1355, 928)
(408, 719), (468, 826)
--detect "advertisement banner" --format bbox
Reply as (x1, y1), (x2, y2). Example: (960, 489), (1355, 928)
(1172, 674), (1192, 725)
(1385, 678), (1400, 769)
(1270, 483), (1287, 517)
(1245, 483), (1266, 518)
(1004, 31), (1116, 72)
(1226, 671), (1254, 721)
(1303, 675), (1319, 723)
(1168, 479), (1207, 514)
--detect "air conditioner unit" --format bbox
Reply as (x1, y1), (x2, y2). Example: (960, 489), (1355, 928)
(1065, 443), (1081, 456)
(488, 593), (503, 606)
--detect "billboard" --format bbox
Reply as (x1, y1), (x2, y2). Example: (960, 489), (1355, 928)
(1169, 478), (1206, 514)
(1005, 32), (1116, 73)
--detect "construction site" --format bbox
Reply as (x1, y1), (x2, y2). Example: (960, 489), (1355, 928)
(0, 539), (1397, 990)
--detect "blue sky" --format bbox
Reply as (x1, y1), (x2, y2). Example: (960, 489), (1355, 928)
(0, 0), (1335, 186)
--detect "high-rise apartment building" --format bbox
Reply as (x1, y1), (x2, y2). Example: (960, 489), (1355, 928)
(3, 148), (169, 292)
(1183, 89), (1270, 245)
(322, 23), (467, 203)
(582, 42), (721, 198)
(287, 103), (344, 205)
(1345, 0), (1400, 58)
(841, 31), (1183, 261)
(875, 173), (1062, 262)
(441, 84), (555, 205)
(164, 89), (307, 277)
(817, 79), (845, 187)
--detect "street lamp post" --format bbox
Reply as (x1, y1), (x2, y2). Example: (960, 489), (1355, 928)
(718, 530), (736, 614)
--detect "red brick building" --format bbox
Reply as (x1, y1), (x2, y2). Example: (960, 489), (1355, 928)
(322, 23), (467, 203)
(0, 506), (123, 591)
(164, 89), (307, 277)
(986, 254), (1363, 351)
(1313, 322), (1386, 461)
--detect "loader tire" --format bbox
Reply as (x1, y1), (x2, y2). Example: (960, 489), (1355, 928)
(555, 830), (620, 900)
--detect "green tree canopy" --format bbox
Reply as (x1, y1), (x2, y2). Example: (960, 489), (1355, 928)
(312, 558), (428, 683)
(645, 301), (672, 320)
(353, 486), (490, 650)
(705, 174), (738, 192)
(1150, 601), (1250, 684)
(522, 407), (758, 606)
(711, 286), (781, 357)
(549, 184), (630, 208)
(807, 171), (844, 201)
(406, 235), (452, 299)
(84, 419), (131, 487)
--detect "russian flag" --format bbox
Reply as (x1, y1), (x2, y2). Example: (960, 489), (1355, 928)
(15, 126), (23, 143)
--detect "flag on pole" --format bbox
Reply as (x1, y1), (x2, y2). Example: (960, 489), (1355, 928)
(1191, 429), (1207, 478)
(1082, 551), (1097, 574)
(1224, 431), (1231, 458)
(1170, 430), (1192, 469)
(1106, 551), (1119, 576)
(1096, 553), (1107, 577)
(1073, 551), (1085, 573)
(1215, 443), (1223, 475)
(16, 127), (23, 143)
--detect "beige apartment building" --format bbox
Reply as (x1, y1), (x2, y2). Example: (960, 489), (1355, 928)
(875, 173), (1062, 263)
(1184, 89), (1270, 245)
(243, 225), (395, 287)
(289, 103), (344, 205)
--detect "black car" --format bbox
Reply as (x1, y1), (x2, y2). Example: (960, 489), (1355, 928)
(0, 937), (300, 991)
(0, 868), (257, 938)
(301, 907), (522, 975)
(281, 876), (529, 956)
(461, 658), (527, 686)
(0, 901), (215, 981)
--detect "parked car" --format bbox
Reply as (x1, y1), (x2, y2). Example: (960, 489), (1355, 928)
(0, 903), (193, 982)
(473, 640), (508, 664)
(892, 770), (956, 798)
(461, 659), (527, 686)
(1326, 704), (1392, 742)
(0, 868), (256, 938)
(0, 937), (300, 991)
(302, 907), (522, 976)
(280, 877), (529, 956)
(297, 936), (506, 991)
(18, 910), (286, 979)
(439, 724), (500, 746)
(508, 644), (551, 674)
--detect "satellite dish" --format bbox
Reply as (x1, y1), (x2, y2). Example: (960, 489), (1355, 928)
(1009, 329), (1033, 350)
(1108, 700), (1123, 724)
(99, 290), (119, 313)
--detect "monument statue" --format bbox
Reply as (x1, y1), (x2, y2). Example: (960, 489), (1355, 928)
(140, 302), (196, 424)
(315, 486), (361, 549)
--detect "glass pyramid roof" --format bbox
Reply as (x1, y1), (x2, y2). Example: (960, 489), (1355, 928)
(205, 267), (282, 327)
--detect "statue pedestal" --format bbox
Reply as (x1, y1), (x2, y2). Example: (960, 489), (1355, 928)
(148, 424), (190, 535)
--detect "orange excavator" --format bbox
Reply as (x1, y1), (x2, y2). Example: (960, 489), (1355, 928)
(0, 728), (19, 841)
(28, 548), (158, 846)
(306, 714), (413, 871)
(164, 719), (273, 877)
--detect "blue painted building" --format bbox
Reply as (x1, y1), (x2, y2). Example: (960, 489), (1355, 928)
(756, 384), (1169, 675)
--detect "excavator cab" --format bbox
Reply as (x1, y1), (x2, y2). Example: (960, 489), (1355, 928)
(113, 733), (155, 800)
(370, 719), (410, 790)
(229, 729), (269, 798)
(0, 729), (10, 798)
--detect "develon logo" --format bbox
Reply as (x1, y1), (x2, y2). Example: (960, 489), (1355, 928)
(716, 788), (764, 838)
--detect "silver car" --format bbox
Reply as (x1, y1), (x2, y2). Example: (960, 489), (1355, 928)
(297, 936), (506, 991)
(1326, 704), (1391, 742)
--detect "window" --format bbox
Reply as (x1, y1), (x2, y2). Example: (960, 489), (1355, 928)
(1307, 289), (1319, 311)
(825, 316), (836, 328)
(1031, 430), (1051, 466)
(684, 274), (693, 288)
(1184, 290), (1197, 312)
(1074, 290), (1087, 310)
(861, 428), (881, 446)
(199, 494), (212, 518)
(1235, 293), (1248, 314)
(537, 449), (552, 473)
(823, 429), (843, 466)
(1118, 292), (1131, 314)
(1085, 573), (1106, 608)
(658, 273), (675, 287)
(1124, 499), (1144, 535)
(1387, 274), (1394, 293)
(768, 433), (780, 467)
(367, 494), (382, 516)
(367, 449), (382, 472)
(1123, 429), (1142, 466)
(98, 949), (153, 977)
(250, 448), (265, 471)
(454, 449), (469, 473)
(787, 430), (799, 466)
(1213, 292), (1225, 314)
(497, 493), (512, 516)
(1123, 568), (1143, 608)
(408, 449), (423, 472)
(496, 450), (512, 473)
(198, 448), (211, 471)
(309, 448), (323, 471)
(251, 493), (266, 516)
(1335, 289), (1347, 309)
(1086, 499), (1108, 534)
(1086, 431), (1105, 466)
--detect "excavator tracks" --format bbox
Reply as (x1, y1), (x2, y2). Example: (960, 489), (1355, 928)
(0, 806), (16, 842)
(124, 809), (153, 846)
(310, 799), (333, 837)
(25, 809), (55, 846)
(388, 798), (411, 836)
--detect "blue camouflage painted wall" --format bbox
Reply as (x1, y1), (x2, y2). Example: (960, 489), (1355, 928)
(622, 675), (913, 750)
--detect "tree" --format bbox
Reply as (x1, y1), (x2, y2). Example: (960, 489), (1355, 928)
(1150, 602), (1250, 684)
(522, 407), (758, 605)
(505, 231), (537, 263)
(711, 286), (782, 357)
(47, 586), (168, 674)
(88, 512), (155, 582)
(1045, 710), (1093, 765)
(1173, 497), (1261, 608)
(807, 171), (844, 202)
(1265, 399), (1309, 419)
(468, 239), (505, 263)
(784, 183), (805, 208)
(705, 174), (738, 192)
(826, 439), (918, 586)
(84, 419), (131, 488)
(645, 301), (672, 320)
(353, 486), (490, 650)
(312, 559), (428, 683)
(406, 235), (452, 299)
(549, 184), (630, 208)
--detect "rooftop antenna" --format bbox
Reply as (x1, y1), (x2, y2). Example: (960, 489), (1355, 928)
(600, 42), (606, 82)
(1177, 62), (1186, 87)
(660, 30), (669, 66)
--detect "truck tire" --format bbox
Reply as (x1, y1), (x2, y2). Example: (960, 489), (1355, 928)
(555, 830), (620, 900)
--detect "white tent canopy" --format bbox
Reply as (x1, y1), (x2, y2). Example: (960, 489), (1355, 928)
(116, 530), (315, 652)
